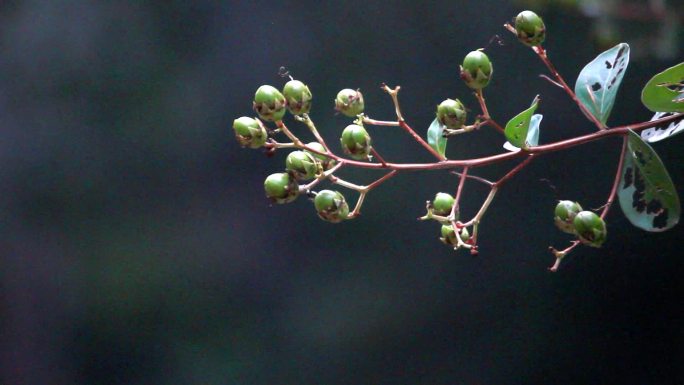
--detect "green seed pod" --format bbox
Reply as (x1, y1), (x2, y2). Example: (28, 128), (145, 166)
(232, 116), (267, 149)
(283, 79), (312, 115)
(436, 99), (467, 130)
(432, 192), (455, 216)
(314, 190), (350, 223)
(264, 172), (299, 204)
(554, 200), (583, 234)
(253, 85), (286, 121)
(285, 150), (320, 181)
(460, 50), (493, 90)
(440, 224), (457, 246)
(340, 124), (372, 160)
(514, 10), (546, 47)
(305, 142), (336, 171)
(334, 89), (365, 117)
(573, 211), (607, 248)
(459, 227), (470, 242)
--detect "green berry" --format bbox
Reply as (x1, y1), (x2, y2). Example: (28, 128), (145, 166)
(340, 124), (372, 160)
(334, 89), (365, 117)
(285, 150), (320, 181)
(554, 200), (583, 234)
(573, 211), (607, 248)
(283, 79), (312, 115)
(264, 172), (299, 204)
(514, 10), (546, 47)
(460, 50), (493, 90)
(305, 142), (336, 171)
(232, 116), (267, 149)
(314, 190), (350, 223)
(436, 99), (467, 130)
(432, 192), (455, 216)
(253, 85), (286, 121)
(440, 224), (457, 246)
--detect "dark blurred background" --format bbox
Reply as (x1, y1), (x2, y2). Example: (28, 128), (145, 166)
(1, 1), (683, 384)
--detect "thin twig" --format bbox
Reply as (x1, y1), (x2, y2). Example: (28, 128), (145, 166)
(532, 46), (606, 131)
(600, 136), (628, 219)
(371, 148), (388, 167)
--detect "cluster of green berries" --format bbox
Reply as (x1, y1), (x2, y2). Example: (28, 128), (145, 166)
(253, 80), (312, 122)
(424, 192), (472, 248)
(554, 200), (607, 247)
(233, 78), (371, 223)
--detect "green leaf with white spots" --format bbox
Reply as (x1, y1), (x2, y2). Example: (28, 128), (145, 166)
(504, 114), (542, 152)
(641, 62), (684, 113)
(575, 43), (630, 125)
(505, 95), (539, 149)
(618, 130), (680, 232)
(427, 118), (447, 158)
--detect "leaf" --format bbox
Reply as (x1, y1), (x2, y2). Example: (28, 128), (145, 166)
(575, 43), (630, 125)
(640, 112), (684, 143)
(618, 130), (680, 232)
(427, 118), (447, 158)
(504, 114), (542, 152)
(641, 62), (684, 113)
(504, 96), (539, 149)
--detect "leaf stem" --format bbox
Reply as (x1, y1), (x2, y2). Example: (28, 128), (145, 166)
(600, 136), (628, 219)
(533, 46), (607, 131)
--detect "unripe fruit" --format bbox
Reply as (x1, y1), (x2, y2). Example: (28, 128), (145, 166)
(314, 190), (350, 223)
(334, 89), (365, 117)
(432, 192), (455, 216)
(232, 116), (267, 149)
(285, 150), (319, 181)
(440, 224), (457, 246)
(460, 50), (493, 90)
(340, 124), (372, 160)
(459, 227), (470, 242)
(573, 211), (607, 248)
(264, 172), (299, 204)
(253, 85), (286, 121)
(283, 79), (312, 115)
(436, 99), (467, 130)
(554, 200), (583, 234)
(305, 142), (336, 171)
(514, 10), (546, 47)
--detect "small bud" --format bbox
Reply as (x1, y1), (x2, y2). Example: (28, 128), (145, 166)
(460, 50), (493, 90)
(554, 200), (583, 234)
(432, 192), (455, 217)
(283, 79), (312, 115)
(514, 10), (546, 47)
(314, 190), (350, 223)
(573, 211), (607, 248)
(340, 124), (372, 160)
(440, 224), (457, 246)
(264, 172), (299, 204)
(305, 142), (336, 171)
(285, 150), (320, 181)
(436, 99), (467, 130)
(459, 227), (470, 242)
(335, 89), (365, 117)
(253, 85), (286, 121)
(232, 116), (267, 149)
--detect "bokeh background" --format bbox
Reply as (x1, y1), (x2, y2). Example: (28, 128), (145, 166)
(1, 1), (683, 384)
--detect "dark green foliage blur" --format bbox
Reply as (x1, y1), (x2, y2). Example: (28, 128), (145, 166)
(1, 1), (683, 384)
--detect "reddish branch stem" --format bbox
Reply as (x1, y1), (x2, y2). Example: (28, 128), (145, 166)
(452, 167), (469, 215)
(533, 46), (607, 131)
(398, 121), (446, 161)
(600, 136), (629, 219)
(285, 112), (682, 172)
